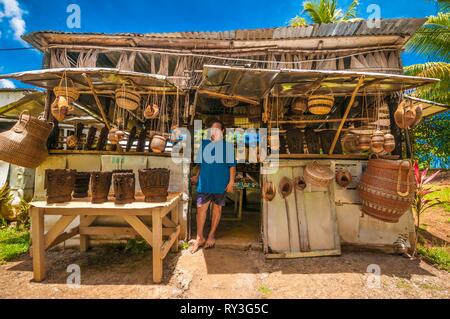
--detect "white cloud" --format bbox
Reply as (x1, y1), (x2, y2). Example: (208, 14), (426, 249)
(0, 79), (16, 88)
(0, 0), (26, 42)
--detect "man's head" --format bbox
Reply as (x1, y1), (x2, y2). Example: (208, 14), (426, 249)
(209, 119), (225, 141)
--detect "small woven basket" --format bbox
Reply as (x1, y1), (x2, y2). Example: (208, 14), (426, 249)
(115, 88), (141, 110)
(308, 95), (334, 115)
(53, 86), (80, 104)
(304, 161), (334, 187)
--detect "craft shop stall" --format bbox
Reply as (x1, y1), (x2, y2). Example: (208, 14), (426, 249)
(0, 18), (443, 266)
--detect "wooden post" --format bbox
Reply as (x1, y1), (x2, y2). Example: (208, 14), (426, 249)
(171, 203), (180, 253)
(152, 208), (163, 284)
(82, 73), (111, 129)
(31, 207), (46, 282)
(329, 76), (365, 155)
(387, 94), (403, 158)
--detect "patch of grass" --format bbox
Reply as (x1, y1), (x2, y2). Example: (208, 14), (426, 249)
(0, 227), (30, 263)
(418, 282), (445, 291)
(258, 285), (272, 299)
(179, 241), (190, 250)
(124, 238), (149, 255)
(396, 279), (413, 289)
(417, 245), (450, 272)
(419, 224), (428, 231)
(426, 186), (450, 213)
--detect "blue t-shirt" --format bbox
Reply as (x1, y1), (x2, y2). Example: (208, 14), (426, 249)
(196, 139), (236, 194)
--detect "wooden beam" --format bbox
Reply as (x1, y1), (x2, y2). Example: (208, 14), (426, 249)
(44, 215), (77, 250)
(123, 215), (153, 247)
(82, 73), (111, 129)
(46, 227), (79, 250)
(270, 117), (369, 125)
(329, 76), (366, 155)
(161, 225), (180, 260)
(197, 89), (259, 105)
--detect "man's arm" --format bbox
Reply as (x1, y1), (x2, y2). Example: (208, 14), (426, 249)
(191, 165), (200, 184)
(225, 166), (236, 193)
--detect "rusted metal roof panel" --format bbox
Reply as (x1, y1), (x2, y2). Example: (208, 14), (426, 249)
(23, 18), (426, 50)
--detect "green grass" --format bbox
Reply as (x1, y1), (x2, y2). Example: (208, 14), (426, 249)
(426, 186), (450, 213)
(258, 285), (272, 299)
(0, 227), (30, 263)
(417, 245), (450, 272)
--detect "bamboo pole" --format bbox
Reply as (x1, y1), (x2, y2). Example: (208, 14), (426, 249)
(270, 117), (369, 125)
(196, 89), (259, 105)
(329, 76), (365, 155)
(82, 73), (111, 129)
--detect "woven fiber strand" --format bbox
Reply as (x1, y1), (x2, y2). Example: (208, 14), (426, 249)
(0, 111), (53, 168)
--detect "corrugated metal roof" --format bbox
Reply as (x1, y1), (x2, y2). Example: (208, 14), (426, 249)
(23, 18), (426, 49)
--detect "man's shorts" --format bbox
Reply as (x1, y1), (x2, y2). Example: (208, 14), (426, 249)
(197, 193), (226, 207)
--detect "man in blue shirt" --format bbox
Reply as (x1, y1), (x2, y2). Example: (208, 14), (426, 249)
(190, 120), (236, 253)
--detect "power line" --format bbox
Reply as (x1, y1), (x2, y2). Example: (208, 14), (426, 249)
(0, 47), (35, 51)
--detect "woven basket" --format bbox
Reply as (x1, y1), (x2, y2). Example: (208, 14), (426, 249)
(304, 161), (334, 187)
(115, 88), (141, 110)
(221, 98), (239, 108)
(291, 97), (308, 114)
(308, 95), (334, 115)
(358, 158), (416, 223)
(0, 111), (53, 168)
(139, 168), (170, 202)
(45, 169), (76, 204)
(53, 86), (80, 104)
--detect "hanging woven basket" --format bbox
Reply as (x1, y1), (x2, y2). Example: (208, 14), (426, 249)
(115, 88), (141, 111)
(221, 98), (239, 108)
(308, 93), (334, 115)
(53, 86), (80, 105)
(304, 161), (334, 188)
(0, 111), (53, 168)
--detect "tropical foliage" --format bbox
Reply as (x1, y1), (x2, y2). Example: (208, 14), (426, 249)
(411, 161), (441, 257)
(290, 0), (360, 26)
(406, 1), (449, 168)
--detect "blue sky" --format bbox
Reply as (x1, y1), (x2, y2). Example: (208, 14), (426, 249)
(0, 0), (441, 88)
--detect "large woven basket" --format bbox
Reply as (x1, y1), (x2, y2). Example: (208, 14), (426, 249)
(0, 111), (53, 168)
(115, 88), (141, 110)
(358, 158), (416, 223)
(53, 86), (80, 104)
(304, 161), (334, 187)
(308, 95), (334, 115)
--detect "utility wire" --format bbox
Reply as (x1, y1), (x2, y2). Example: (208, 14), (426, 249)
(0, 47), (35, 51)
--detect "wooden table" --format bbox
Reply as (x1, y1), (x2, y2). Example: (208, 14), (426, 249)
(29, 193), (182, 284)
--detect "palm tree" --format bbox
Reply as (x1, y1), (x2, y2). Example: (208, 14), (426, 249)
(405, 1), (449, 105)
(290, 0), (360, 26)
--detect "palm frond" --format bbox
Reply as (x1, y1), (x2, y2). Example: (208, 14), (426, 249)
(342, 0), (360, 20)
(290, 16), (308, 27)
(406, 13), (450, 61)
(404, 62), (450, 105)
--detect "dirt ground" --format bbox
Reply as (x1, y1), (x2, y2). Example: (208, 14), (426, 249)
(0, 245), (449, 299)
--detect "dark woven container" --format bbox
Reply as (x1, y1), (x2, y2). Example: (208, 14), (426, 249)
(139, 168), (170, 202)
(113, 173), (135, 204)
(45, 169), (76, 204)
(90, 171), (112, 204)
(319, 130), (343, 154)
(305, 128), (321, 154)
(286, 127), (304, 154)
(73, 172), (91, 198)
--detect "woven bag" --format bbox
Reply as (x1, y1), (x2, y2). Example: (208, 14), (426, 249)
(115, 88), (141, 110)
(0, 111), (53, 168)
